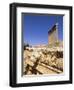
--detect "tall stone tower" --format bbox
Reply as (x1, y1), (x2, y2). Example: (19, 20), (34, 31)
(48, 23), (58, 45)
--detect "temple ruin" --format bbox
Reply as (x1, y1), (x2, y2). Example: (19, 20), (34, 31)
(23, 23), (63, 75)
(48, 23), (58, 45)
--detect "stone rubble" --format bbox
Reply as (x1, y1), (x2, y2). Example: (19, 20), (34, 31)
(23, 47), (63, 75)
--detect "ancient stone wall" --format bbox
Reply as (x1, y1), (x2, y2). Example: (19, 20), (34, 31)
(48, 24), (58, 45)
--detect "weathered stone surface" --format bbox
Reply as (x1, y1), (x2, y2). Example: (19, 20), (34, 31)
(23, 47), (63, 75)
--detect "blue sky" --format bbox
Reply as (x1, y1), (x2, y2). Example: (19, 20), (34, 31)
(22, 14), (63, 46)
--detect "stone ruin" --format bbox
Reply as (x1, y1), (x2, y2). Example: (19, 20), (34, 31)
(23, 47), (63, 75)
(23, 23), (63, 75)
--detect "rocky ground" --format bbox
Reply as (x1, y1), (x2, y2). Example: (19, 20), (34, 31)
(23, 47), (63, 75)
